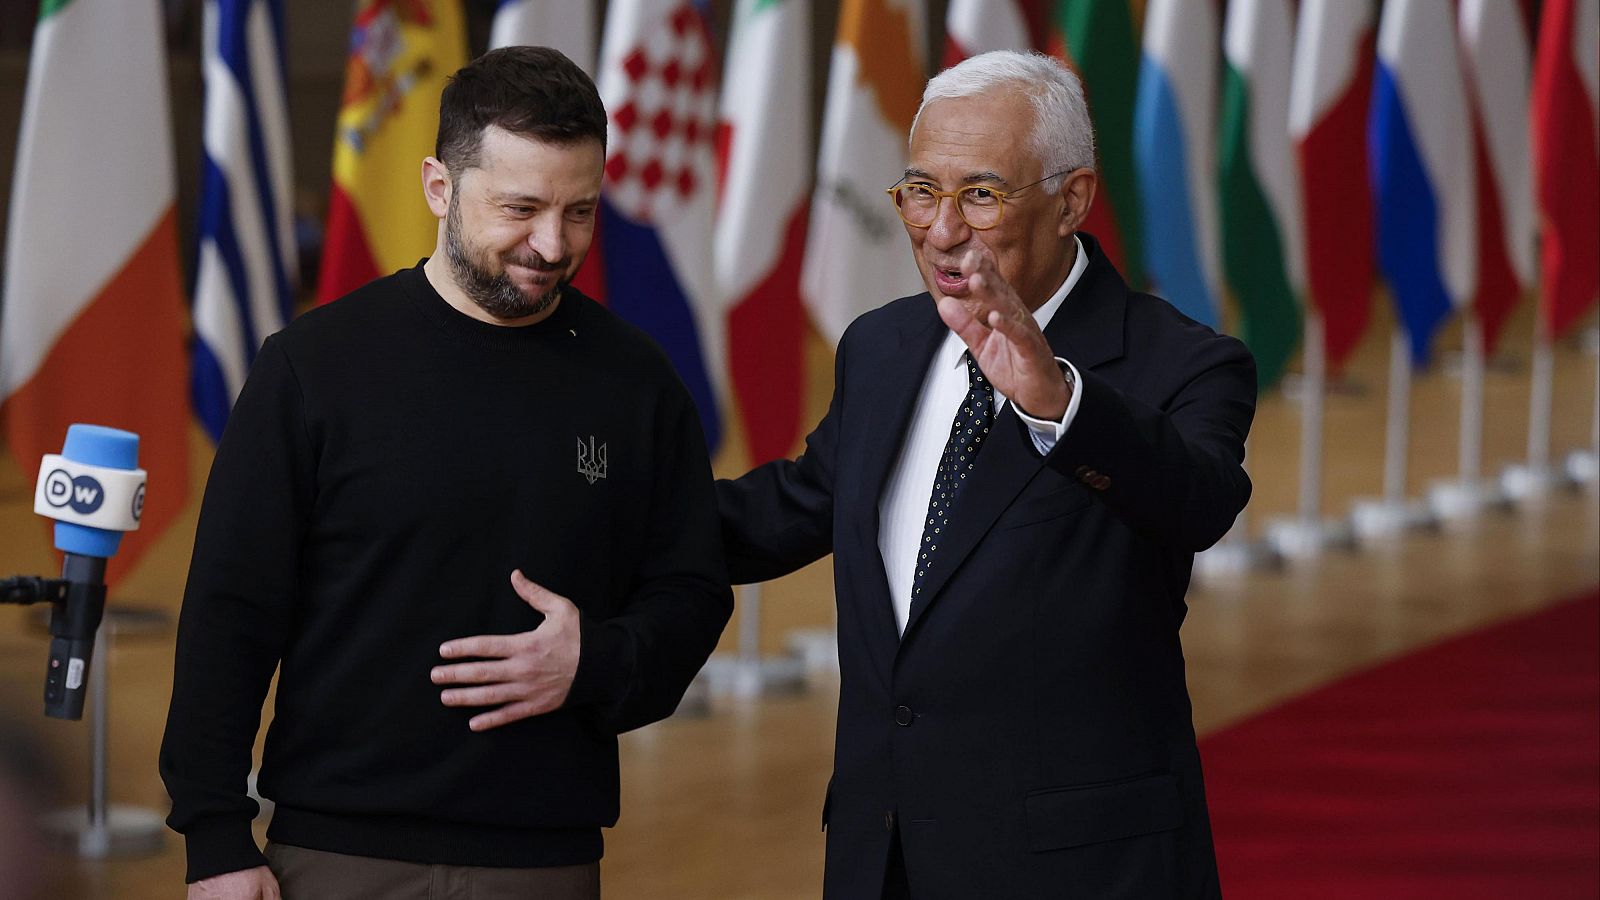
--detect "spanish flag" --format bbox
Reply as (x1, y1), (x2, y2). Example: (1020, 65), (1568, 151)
(317, 0), (468, 303)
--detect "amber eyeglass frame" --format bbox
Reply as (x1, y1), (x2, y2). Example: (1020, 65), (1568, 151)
(885, 170), (1070, 230)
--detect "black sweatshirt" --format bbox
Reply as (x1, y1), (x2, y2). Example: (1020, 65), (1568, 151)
(160, 263), (733, 883)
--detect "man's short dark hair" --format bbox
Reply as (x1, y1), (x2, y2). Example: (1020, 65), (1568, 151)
(435, 46), (607, 173)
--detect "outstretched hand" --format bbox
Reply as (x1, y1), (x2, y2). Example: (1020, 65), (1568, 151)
(432, 570), (581, 731)
(935, 249), (1069, 420)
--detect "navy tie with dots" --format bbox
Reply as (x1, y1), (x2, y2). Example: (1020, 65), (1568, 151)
(911, 352), (995, 605)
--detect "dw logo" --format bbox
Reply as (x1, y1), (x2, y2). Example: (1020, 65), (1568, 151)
(43, 468), (105, 516)
(577, 436), (608, 484)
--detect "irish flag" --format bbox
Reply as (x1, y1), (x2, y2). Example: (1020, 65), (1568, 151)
(1370, 0), (1477, 365)
(1219, 0), (1304, 389)
(1049, 0), (1144, 288)
(1133, 0), (1221, 327)
(802, 0), (926, 345)
(1290, 0), (1376, 376)
(718, 0), (811, 465)
(316, 0), (467, 303)
(1, 0), (190, 582)
(1531, 0), (1600, 341)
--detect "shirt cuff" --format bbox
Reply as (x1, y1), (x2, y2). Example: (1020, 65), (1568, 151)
(1014, 358), (1082, 456)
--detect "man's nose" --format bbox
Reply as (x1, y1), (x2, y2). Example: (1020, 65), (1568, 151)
(527, 216), (565, 262)
(925, 195), (970, 250)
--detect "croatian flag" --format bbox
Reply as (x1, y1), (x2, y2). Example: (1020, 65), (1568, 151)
(192, 0), (296, 442)
(1133, 0), (1221, 327)
(589, 0), (723, 449)
(1369, 0), (1477, 365)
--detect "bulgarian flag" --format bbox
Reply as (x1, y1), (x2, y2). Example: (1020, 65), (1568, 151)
(1531, 0), (1599, 341)
(1219, 0), (1304, 389)
(717, 0), (812, 465)
(1133, 0), (1222, 327)
(943, 0), (1047, 66)
(801, 0), (927, 345)
(1048, 0), (1144, 289)
(1459, 0), (1536, 355)
(1, 0), (190, 582)
(1289, 0), (1376, 376)
(316, 0), (467, 303)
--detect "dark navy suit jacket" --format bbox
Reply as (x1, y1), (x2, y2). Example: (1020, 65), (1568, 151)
(718, 234), (1256, 899)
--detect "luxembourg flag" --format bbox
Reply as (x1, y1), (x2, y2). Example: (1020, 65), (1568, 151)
(1133, 0), (1221, 327)
(1, 0), (190, 582)
(942, 0), (1043, 65)
(192, 0), (296, 443)
(1531, 0), (1600, 341)
(591, 0), (723, 448)
(489, 0), (597, 75)
(1369, 0), (1477, 365)
(1290, 0), (1376, 376)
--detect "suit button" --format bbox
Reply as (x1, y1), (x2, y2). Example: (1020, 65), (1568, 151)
(893, 705), (914, 726)
(1074, 464), (1092, 479)
(885, 811), (896, 832)
(1091, 474), (1111, 491)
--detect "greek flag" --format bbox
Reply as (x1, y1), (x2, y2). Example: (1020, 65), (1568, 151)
(192, 0), (295, 441)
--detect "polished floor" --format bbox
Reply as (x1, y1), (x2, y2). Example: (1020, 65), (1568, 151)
(0, 302), (1595, 898)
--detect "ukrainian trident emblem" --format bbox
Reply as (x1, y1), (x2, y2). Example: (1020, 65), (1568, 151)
(577, 436), (608, 484)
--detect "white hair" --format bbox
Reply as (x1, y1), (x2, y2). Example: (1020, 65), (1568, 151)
(912, 50), (1097, 189)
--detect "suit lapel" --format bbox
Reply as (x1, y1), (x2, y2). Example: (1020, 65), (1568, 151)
(900, 234), (1129, 641)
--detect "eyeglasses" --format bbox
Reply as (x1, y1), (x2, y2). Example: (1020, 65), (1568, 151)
(885, 171), (1070, 230)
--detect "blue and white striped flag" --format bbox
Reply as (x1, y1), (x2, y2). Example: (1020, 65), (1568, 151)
(192, 0), (295, 442)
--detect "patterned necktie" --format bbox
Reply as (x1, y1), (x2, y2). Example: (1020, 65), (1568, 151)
(911, 352), (995, 604)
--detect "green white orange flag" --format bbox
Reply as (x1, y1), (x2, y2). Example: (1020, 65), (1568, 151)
(801, 0), (926, 344)
(1220, 0), (1304, 389)
(1048, 0), (1144, 288)
(718, 0), (812, 464)
(1, 0), (190, 582)
(316, 0), (468, 303)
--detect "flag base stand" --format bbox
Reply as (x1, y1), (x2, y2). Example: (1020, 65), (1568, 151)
(1263, 516), (1356, 560)
(785, 628), (839, 677)
(1349, 497), (1437, 541)
(1194, 539), (1283, 576)
(1565, 450), (1597, 486)
(1499, 464), (1564, 500)
(700, 652), (809, 700)
(1426, 478), (1511, 521)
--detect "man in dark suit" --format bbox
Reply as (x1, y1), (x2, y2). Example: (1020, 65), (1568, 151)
(718, 50), (1255, 899)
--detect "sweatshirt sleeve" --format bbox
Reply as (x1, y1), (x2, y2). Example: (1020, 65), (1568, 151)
(159, 336), (314, 882)
(564, 380), (733, 733)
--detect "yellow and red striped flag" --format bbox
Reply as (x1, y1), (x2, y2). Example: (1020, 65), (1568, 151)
(317, 0), (468, 302)
(1, 0), (190, 583)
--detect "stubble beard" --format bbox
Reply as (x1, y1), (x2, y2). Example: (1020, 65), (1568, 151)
(444, 191), (567, 320)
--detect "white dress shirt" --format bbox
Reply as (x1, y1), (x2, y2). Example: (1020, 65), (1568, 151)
(878, 237), (1090, 635)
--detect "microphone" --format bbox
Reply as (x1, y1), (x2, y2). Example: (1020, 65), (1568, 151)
(22, 425), (146, 720)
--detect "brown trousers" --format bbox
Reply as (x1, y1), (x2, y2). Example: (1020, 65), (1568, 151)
(265, 842), (600, 900)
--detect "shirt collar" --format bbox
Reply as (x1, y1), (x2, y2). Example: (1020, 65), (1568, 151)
(940, 234), (1089, 369)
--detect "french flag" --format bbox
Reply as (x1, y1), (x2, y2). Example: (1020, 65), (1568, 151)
(1369, 0), (1477, 365)
(1132, 0), (1222, 327)
(581, 0), (723, 450)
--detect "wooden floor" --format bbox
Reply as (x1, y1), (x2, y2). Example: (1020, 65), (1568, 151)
(0, 302), (1595, 898)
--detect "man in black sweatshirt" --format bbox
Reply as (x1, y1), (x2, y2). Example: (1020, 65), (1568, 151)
(161, 47), (732, 900)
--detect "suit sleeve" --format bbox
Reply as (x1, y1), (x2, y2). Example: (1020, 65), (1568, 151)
(565, 380), (733, 733)
(1046, 328), (1256, 552)
(714, 332), (845, 584)
(160, 336), (311, 883)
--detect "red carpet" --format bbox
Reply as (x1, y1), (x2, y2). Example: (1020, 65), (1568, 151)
(1202, 590), (1600, 899)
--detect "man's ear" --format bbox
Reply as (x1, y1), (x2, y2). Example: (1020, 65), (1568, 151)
(422, 157), (452, 218)
(1057, 168), (1098, 237)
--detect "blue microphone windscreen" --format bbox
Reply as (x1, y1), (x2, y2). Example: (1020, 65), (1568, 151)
(54, 424), (140, 558)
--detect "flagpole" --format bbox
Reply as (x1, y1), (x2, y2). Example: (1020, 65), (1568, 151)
(1431, 313), (1496, 517)
(1267, 311), (1348, 557)
(1503, 321), (1557, 499)
(1196, 442), (1281, 576)
(1566, 325), (1600, 485)
(700, 584), (809, 700)
(1352, 328), (1429, 539)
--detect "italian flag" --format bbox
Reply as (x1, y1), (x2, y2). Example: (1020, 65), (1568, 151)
(1049, 0), (1144, 289)
(0, 0), (190, 582)
(1219, 0), (1304, 390)
(718, 0), (812, 465)
(800, 0), (926, 345)
(316, 0), (467, 303)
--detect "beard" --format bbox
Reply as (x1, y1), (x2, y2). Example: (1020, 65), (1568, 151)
(444, 192), (569, 320)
